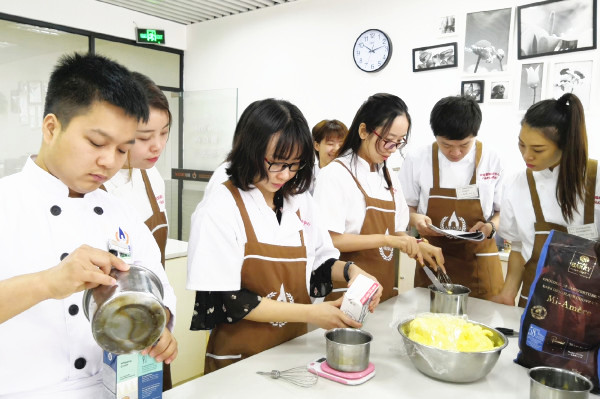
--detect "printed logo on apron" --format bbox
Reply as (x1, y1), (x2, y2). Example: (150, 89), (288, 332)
(440, 211), (467, 231)
(266, 283), (294, 327)
(379, 228), (394, 261)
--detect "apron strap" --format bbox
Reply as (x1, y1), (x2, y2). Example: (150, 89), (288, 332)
(526, 169), (546, 224)
(470, 141), (483, 185)
(335, 159), (369, 198)
(295, 209), (306, 247)
(224, 180), (259, 243)
(584, 159), (598, 224)
(141, 169), (161, 215)
(432, 141), (482, 187)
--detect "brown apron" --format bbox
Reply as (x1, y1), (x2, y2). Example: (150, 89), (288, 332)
(326, 160), (397, 302)
(518, 159), (597, 307)
(414, 141), (504, 300)
(204, 181), (311, 373)
(140, 169), (171, 390)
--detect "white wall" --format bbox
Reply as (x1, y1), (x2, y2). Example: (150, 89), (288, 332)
(185, 0), (600, 173)
(0, 0), (186, 50)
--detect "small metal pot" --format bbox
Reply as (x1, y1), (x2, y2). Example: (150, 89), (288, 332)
(325, 328), (372, 372)
(429, 284), (470, 315)
(529, 367), (593, 399)
(83, 264), (166, 354)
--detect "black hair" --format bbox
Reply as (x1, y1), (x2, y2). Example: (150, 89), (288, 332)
(311, 119), (348, 157)
(44, 53), (149, 128)
(131, 71), (171, 128)
(522, 93), (588, 222)
(430, 95), (482, 139)
(337, 93), (411, 190)
(226, 99), (314, 198)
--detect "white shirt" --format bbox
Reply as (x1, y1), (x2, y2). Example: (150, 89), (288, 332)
(104, 166), (167, 223)
(202, 162), (230, 204)
(309, 158), (320, 195)
(0, 159), (176, 398)
(399, 142), (503, 220)
(500, 166), (600, 262)
(187, 183), (339, 294)
(313, 152), (410, 234)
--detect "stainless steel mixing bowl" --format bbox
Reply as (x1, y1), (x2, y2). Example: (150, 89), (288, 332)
(325, 328), (372, 372)
(397, 316), (507, 383)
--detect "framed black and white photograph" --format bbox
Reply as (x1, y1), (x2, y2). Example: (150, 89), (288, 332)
(438, 15), (457, 37)
(551, 59), (593, 109)
(517, 0), (597, 59)
(412, 42), (457, 72)
(519, 62), (545, 110)
(461, 80), (484, 103)
(489, 80), (511, 102)
(464, 8), (513, 74)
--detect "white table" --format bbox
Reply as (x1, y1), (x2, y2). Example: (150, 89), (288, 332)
(165, 288), (529, 398)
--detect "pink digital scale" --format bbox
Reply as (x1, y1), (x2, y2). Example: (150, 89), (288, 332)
(307, 357), (376, 385)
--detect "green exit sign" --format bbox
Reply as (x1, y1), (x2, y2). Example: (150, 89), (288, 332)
(136, 28), (165, 45)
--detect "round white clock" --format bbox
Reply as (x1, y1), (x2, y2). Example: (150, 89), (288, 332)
(353, 29), (392, 72)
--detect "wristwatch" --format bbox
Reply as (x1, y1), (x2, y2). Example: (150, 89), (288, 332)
(343, 261), (354, 282)
(487, 221), (496, 239)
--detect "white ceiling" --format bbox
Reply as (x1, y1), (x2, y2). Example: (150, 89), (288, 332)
(96, 0), (298, 25)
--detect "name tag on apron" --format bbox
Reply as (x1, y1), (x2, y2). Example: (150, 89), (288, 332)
(567, 224), (599, 240)
(456, 184), (479, 199)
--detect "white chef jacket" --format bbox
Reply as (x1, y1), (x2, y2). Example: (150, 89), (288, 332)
(313, 152), (410, 235)
(308, 158), (320, 195)
(202, 162), (230, 204)
(0, 158), (176, 398)
(500, 166), (600, 262)
(104, 166), (167, 223)
(186, 183), (339, 294)
(398, 142), (503, 220)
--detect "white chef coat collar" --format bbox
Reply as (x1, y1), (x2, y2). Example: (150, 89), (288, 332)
(536, 165), (559, 179)
(438, 140), (476, 165)
(340, 152), (382, 175)
(246, 184), (299, 214)
(23, 157), (105, 199)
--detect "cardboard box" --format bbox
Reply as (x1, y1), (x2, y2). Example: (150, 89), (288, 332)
(102, 351), (163, 399)
(340, 274), (380, 323)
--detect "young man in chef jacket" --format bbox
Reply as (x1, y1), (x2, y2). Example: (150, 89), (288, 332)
(0, 53), (177, 398)
(398, 96), (504, 300)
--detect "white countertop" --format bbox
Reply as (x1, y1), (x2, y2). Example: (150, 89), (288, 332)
(165, 238), (188, 260)
(165, 288), (528, 398)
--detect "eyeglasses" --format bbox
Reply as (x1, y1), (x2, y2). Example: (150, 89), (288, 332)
(264, 158), (306, 172)
(372, 130), (408, 151)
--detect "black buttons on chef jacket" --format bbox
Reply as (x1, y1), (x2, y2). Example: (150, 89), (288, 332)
(50, 205), (61, 216)
(93, 206), (104, 215)
(68, 304), (79, 316)
(74, 357), (86, 369)
(60, 252), (69, 261)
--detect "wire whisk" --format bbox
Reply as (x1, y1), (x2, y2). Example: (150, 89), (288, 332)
(437, 269), (455, 293)
(257, 366), (318, 387)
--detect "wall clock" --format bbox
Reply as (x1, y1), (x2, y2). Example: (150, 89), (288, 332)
(353, 29), (392, 72)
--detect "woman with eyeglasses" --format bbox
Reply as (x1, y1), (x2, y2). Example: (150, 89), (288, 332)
(492, 93), (599, 307)
(399, 95), (505, 300)
(313, 93), (445, 302)
(186, 98), (382, 373)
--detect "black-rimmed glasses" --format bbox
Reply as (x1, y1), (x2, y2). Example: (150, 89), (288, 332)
(372, 131), (408, 150)
(264, 158), (306, 172)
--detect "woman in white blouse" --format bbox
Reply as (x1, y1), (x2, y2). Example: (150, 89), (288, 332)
(493, 93), (599, 307)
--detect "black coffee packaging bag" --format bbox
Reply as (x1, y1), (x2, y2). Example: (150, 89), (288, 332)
(517, 230), (600, 393)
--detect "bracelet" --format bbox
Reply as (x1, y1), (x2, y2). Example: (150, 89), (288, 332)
(416, 238), (428, 244)
(343, 261), (354, 282)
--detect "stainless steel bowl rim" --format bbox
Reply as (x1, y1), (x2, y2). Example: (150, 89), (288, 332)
(324, 328), (373, 343)
(529, 366), (594, 392)
(398, 316), (508, 353)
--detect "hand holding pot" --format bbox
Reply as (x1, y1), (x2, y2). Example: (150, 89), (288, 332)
(142, 311), (178, 365)
(42, 245), (129, 300)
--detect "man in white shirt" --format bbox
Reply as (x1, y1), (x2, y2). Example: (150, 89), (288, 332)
(399, 96), (504, 299)
(0, 53), (177, 398)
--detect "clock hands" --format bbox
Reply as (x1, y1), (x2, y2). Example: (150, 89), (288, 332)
(372, 45), (387, 52)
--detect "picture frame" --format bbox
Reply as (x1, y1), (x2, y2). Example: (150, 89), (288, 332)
(464, 7), (513, 74)
(519, 62), (545, 111)
(517, 0), (597, 59)
(488, 80), (511, 102)
(461, 80), (484, 103)
(412, 42), (458, 72)
(550, 59), (593, 109)
(438, 15), (457, 37)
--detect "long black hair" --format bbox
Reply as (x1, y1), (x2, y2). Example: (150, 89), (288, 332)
(226, 99), (314, 198)
(522, 93), (588, 222)
(337, 93), (412, 190)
